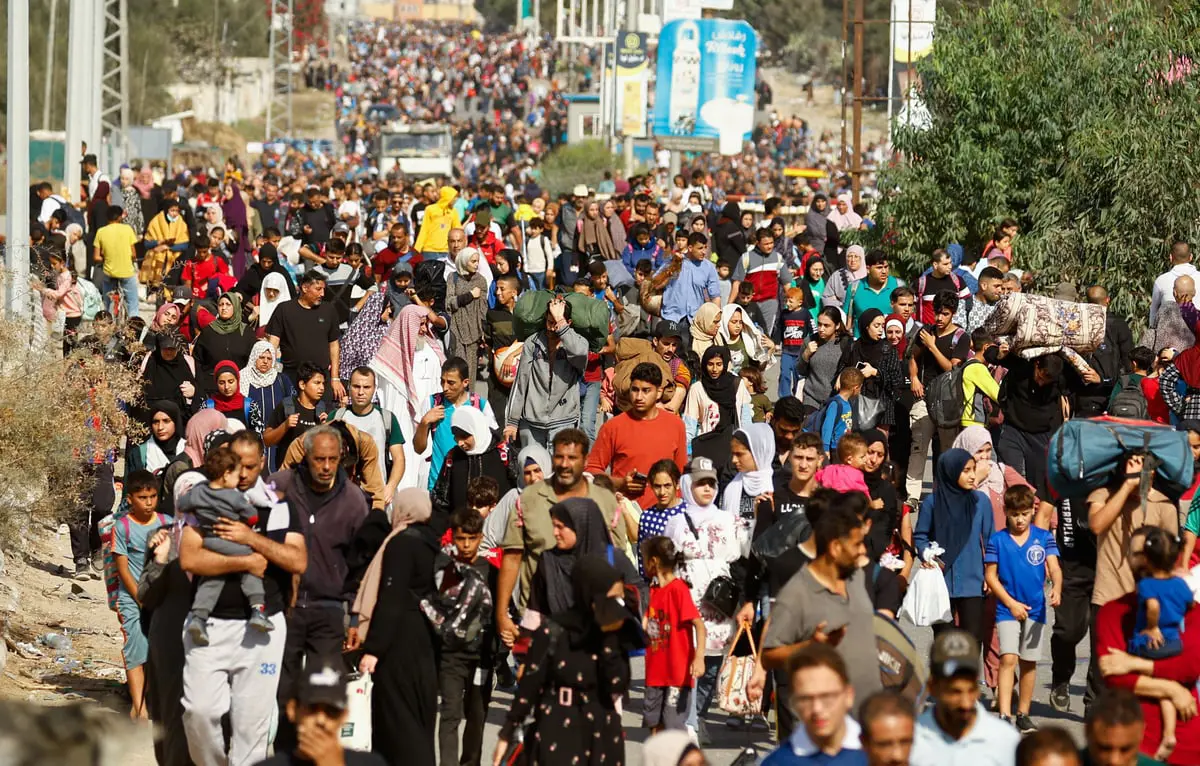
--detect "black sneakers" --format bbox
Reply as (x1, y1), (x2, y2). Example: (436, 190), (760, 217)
(1015, 714), (1038, 734)
(1050, 683), (1071, 713)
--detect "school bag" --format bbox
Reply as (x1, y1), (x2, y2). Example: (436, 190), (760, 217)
(101, 509), (171, 611)
(419, 552), (494, 653)
(76, 277), (104, 321)
(412, 259), (447, 313)
(282, 396), (329, 421)
(925, 352), (978, 429)
(1107, 375), (1149, 420)
(1046, 416), (1194, 502)
(802, 395), (845, 437)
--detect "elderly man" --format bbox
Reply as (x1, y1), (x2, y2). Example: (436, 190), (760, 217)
(270, 425), (370, 755)
(1150, 240), (1198, 325)
(180, 431), (308, 766)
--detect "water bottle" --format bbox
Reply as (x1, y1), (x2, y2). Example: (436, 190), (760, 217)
(39, 633), (72, 653)
(668, 22), (702, 136)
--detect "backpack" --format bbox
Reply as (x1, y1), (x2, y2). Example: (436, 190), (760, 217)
(1107, 375), (1149, 420)
(419, 553), (494, 653)
(101, 510), (170, 611)
(332, 406), (396, 447)
(924, 345), (975, 429)
(59, 198), (86, 229)
(611, 337), (671, 412)
(413, 259), (447, 313)
(77, 278), (104, 321)
(283, 396), (329, 421)
(802, 396), (846, 438)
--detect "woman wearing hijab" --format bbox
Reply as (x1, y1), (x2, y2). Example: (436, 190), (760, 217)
(837, 309), (905, 429)
(241, 340), (294, 471)
(689, 302), (722, 359)
(221, 181), (251, 276)
(234, 243), (296, 302)
(859, 428), (906, 565)
(577, 200), (619, 261)
(821, 244), (866, 311)
(338, 292), (391, 381)
(257, 271), (291, 334)
(713, 304), (771, 375)
(431, 405), (514, 534)
(712, 202), (745, 265)
(149, 303), (182, 338)
(141, 331), (203, 419)
(494, 555), (640, 766)
(723, 424), (778, 537)
(804, 194), (829, 255)
(952, 425), (1035, 694)
(683, 346), (754, 442)
(488, 248), (535, 308)
(182, 408), (229, 468)
(446, 246), (488, 386)
(483, 444), (551, 551)
(528, 498), (642, 617)
(205, 360), (261, 432)
(372, 303), (445, 488)
(770, 217), (798, 268)
(126, 400), (187, 476)
(193, 291), (256, 387)
(801, 257), (826, 321)
(602, 198), (627, 255)
(664, 464), (740, 743)
(355, 489), (440, 766)
(643, 730), (706, 766)
(914, 448), (996, 643)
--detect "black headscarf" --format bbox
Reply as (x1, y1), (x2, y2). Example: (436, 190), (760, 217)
(699, 346), (738, 430)
(386, 261), (414, 319)
(859, 428), (899, 560)
(554, 554), (644, 652)
(147, 399), (184, 455)
(142, 331), (202, 406)
(537, 498), (612, 615)
(854, 309), (889, 366)
(235, 243), (296, 300)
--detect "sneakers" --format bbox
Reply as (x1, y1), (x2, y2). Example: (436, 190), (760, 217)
(74, 558), (92, 581)
(186, 616), (210, 646)
(1015, 714), (1037, 734)
(999, 714), (1013, 726)
(1050, 683), (1071, 713)
(248, 605), (275, 633)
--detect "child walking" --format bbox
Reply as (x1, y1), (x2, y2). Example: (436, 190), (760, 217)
(1128, 526), (1194, 760)
(111, 470), (172, 719)
(179, 446), (273, 644)
(983, 485), (1062, 732)
(641, 535), (706, 733)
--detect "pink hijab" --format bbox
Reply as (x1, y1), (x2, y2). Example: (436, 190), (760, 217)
(183, 409), (229, 466)
(372, 304), (445, 417)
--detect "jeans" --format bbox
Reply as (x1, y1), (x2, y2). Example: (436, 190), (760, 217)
(778, 354), (802, 399)
(906, 399), (934, 505)
(579, 380), (602, 442)
(102, 274), (139, 318)
(528, 272), (547, 290)
(686, 655), (724, 729)
(518, 422), (570, 451)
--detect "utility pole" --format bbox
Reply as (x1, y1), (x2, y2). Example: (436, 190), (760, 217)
(7, 0), (31, 323)
(43, 0), (59, 131)
(851, 0), (864, 203)
(839, 0), (849, 171)
(65, 0), (95, 202)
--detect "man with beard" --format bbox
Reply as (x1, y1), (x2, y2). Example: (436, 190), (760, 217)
(268, 426), (370, 755)
(910, 630), (1019, 764)
(761, 495), (881, 741)
(770, 397), (808, 476)
(494, 428), (628, 646)
(372, 223), (419, 279)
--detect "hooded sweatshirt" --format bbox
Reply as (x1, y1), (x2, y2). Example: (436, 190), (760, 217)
(505, 324), (589, 430)
(415, 186), (463, 255)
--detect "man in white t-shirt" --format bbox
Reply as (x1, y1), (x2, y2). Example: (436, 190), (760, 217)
(1150, 239), (1199, 325)
(336, 367), (408, 503)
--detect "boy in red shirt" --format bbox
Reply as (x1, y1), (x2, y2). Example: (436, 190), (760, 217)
(641, 535), (706, 732)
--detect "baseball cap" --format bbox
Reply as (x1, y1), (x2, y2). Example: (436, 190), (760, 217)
(294, 658), (348, 710)
(929, 628), (980, 679)
(686, 456), (718, 485)
(333, 222), (351, 235)
(663, 211), (678, 225)
(654, 320), (685, 342)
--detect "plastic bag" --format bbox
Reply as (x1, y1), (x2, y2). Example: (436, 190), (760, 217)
(899, 543), (952, 627)
(717, 622), (760, 716)
(339, 672), (373, 751)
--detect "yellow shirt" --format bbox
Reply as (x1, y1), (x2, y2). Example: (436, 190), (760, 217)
(961, 360), (1001, 426)
(95, 222), (139, 279)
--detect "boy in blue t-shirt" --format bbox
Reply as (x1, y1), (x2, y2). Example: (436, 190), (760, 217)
(984, 484), (1061, 732)
(819, 368), (862, 456)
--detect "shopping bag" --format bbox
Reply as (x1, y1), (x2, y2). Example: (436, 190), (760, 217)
(717, 622), (760, 716)
(339, 672), (373, 751)
(899, 544), (952, 627)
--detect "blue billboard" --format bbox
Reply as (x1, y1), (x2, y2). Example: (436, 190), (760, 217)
(652, 19), (758, 152)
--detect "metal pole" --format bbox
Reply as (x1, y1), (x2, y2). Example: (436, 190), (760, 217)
(886, 0), (895, 137)
(839, 0), (849, 172)
(7, 0), (32, 323)
(851, 0), (864, 203)
(905, 0), (913, 131)
(65, 0), (92, 203)
(43, 0), (59, 131)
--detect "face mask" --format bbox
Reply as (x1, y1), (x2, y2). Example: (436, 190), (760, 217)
(167, 214), (178, 222)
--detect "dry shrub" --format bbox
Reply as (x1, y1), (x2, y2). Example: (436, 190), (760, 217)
(0, 312), (144, 550)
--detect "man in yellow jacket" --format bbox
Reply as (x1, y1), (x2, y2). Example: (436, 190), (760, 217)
(414, 185), (462, 260)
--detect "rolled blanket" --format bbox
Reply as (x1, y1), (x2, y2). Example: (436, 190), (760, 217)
(983, 293), (1106, 358)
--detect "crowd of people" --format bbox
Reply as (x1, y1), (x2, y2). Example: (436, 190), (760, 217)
(19, 18), (1200, 766)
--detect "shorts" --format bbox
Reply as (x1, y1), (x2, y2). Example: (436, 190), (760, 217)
(997, 618), (1045, 662)
(117, 600), (149, 669)
(643, 685), (692, 730)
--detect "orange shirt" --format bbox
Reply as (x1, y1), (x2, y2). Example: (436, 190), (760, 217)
(586, 410), (687, 507)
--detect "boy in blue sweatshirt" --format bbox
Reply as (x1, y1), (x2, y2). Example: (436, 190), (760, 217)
(621, 223), (667, 273)
(820, 368), (862, 455)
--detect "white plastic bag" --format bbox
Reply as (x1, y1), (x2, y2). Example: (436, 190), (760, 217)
(899, 543), (952, 627)
(339, 672), (373, 751)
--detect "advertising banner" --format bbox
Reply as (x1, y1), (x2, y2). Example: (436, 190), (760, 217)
(652, 19), (758, 155)
(616, 31), (649, 137)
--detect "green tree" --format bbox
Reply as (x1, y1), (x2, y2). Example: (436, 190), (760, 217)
(875, 0), (1200, 323)
(536, 140), (622, 197)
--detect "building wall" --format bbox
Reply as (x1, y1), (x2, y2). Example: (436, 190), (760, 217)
(166, 58), (273, 126)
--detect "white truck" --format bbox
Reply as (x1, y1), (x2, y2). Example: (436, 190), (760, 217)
(375, 123), (454, 178)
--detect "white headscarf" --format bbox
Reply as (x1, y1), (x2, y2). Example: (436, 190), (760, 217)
(450, 405), (491, 455)
(716, 304), (769, 364)
(258, 272), (290, 327)
(240, 340), (280, 395)
(722, 423), (776, 513)
(454, 245), (481, 278)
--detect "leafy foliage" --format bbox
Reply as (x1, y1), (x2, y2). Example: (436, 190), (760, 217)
(536, 140), (622, 197)
(874, 0), (1200, 323)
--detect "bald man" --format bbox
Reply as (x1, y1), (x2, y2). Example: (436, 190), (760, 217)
(1151, 240), (1198, 324)
(1078, 283), (1134, 416)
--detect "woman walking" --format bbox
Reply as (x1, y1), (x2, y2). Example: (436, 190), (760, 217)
(446, 246), (489, 386)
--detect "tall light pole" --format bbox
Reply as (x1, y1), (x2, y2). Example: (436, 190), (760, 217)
(42, 0), (59, 131)
(6, 0), (31, 323)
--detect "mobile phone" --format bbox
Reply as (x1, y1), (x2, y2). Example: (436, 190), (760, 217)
(856, 361), (867, 370)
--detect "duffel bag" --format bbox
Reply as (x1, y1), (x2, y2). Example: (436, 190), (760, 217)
(1046, 416), (1194, 500)
(512, 289), (608, 353)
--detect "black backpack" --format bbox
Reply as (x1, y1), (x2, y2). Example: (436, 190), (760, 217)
(420, 553), (493, 653)
(1107, 374), (1149, 419)
(413, 259), (447, 313)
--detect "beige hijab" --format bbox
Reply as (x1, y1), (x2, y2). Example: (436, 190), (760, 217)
(350, 488), (433, 642)
(690, 302), (722, 358)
